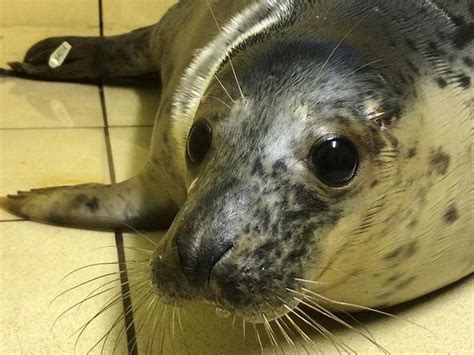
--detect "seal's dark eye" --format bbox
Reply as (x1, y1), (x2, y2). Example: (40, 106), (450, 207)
(186, 119), (213, 167)
(310, 136), (359, 187)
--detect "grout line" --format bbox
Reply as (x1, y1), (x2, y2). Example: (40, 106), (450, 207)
(98, 1), (138, 354)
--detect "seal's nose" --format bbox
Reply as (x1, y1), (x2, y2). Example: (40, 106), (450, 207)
(175, 231), (234, 287)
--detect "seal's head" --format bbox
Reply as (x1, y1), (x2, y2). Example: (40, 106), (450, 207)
(150, 34), (406, 322)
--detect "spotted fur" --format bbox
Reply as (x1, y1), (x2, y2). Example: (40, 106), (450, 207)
(3, 0), (473, 322)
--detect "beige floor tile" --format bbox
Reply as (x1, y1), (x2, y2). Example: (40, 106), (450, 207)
(0, 0), (99, 28)
(0, 76), (104, 129)
(0, 221), (128, 354)
(0, 128), (110, 220)
(109, 126), (153, 182)
(105, 85), (159, 127)
(102, 0), (177, 35)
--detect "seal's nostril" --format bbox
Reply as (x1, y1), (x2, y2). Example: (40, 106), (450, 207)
(175, 230), (234, 287)
(208, 243), (234, 284)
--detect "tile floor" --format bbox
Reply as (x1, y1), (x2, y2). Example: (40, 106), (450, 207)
(0, 1), (472, 354)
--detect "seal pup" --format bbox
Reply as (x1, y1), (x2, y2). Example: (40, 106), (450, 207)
(3, 0), (473, 337)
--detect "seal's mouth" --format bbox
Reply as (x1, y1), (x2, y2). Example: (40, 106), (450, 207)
(149, 233), (302, 324)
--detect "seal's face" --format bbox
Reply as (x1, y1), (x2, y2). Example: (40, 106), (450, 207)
(150, 38), (402, 321)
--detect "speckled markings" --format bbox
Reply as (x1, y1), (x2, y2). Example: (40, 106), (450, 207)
(2, 0), (473, 321)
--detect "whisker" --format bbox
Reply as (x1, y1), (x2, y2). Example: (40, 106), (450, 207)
(75, 295), (124, 354)
(50, 267), (146, 307)
(315, 16), (366, 85)
(301, 287), (437, 338)
(80, 278), (148, 314)
(159, 305), (170, 355)
(294, 277), (328, 285)
(93, 289), (154, 354)
(206, 0), (245, 99)
(171, 305), (177, 344)
(242, 318), (247, 350)
(304, 297), (386, 352)
(116, 297), (159, 355)
(293, 303), (356, 354)
(169, 306), (177, 355)
(273, 315), (296, 349)
(128, 291), (158, 355)
(265, 300), (296, 350)
(54, 286), (120, 330)
(302, 267), (361, 279)
(149, 302), (167, 353)
(62, 279), (149, 333)
(78, 273), (148, 312)
(61, 260), (148, 281)
(231, 313), (237, 330)
(92, 215), (159, 247)
(253, 323), (264, 354)
(177, 305), (184, 336)
(214, 74), (235, 103)
(93, 245), (154, 255)
(288, 288), (389, 353)
(262, 314), (279, 349)
(341, 59), (383, 80)
(207, 95), (232, 109)
(279, 316), (314, 354)
(283, 313), (313, 344)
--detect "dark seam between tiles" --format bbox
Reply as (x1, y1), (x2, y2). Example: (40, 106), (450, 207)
(98, 1), (138, 353)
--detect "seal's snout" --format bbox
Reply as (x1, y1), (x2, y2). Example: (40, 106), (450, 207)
(175, 230), (234, 286)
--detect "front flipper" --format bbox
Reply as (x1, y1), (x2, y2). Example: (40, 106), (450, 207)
(1, 172), (179, 231)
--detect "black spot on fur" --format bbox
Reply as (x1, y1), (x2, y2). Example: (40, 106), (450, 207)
(405, 60), (420, 76)
(396, 276), (417, 289)
(405, 242), (418, 258)
(452, 22), (474, 50)
(271, 160), (288, 178)
(451, 15), (465, 27)
(384, 274), (402, 286)
(407, 147), (417, 159)
(251, 158), (265, 177)
(370, 180), (379, 188)
(426, 41), (446, 56)
(435, 77), (448, 89)
(384, 246), (403, 260)
(335, 115), (351, 127)
(463, 57), (474, 67)
(74, 194), (100, 212)
(404, 38), (417, 51)
(429, 147), (450, 175)
(444, 204), (459, 224)
(408, 220), (418, 229)
(458, 74), (471, 89)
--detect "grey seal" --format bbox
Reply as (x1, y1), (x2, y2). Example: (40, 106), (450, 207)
(3, 0), (473, 332)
